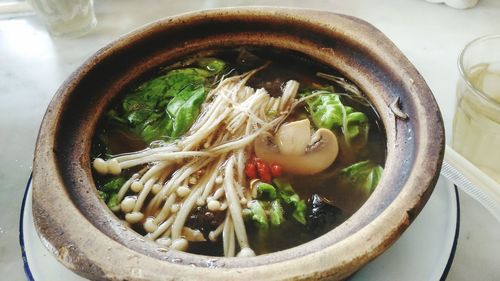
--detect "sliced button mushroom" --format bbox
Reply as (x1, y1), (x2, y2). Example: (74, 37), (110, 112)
(254, 120), (339, 175)
(275, 119), (311, 155)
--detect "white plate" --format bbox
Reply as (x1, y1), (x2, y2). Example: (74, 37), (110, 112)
(20, 175), (458, 281)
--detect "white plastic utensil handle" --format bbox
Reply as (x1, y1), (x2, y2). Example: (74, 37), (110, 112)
(441, 145), (500, 221)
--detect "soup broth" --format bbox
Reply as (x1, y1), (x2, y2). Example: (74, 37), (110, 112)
(91, 48), (386, 256)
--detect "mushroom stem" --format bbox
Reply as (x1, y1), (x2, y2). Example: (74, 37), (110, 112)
(171, 186), (203, 240)
(148, 215), (175, 240)
(223, 157), (252, 252)
(222, 213), (235, 257)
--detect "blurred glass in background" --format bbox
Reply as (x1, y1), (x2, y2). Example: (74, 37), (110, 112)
(453, 34), (500, 184)
(27, 0), (96, 37)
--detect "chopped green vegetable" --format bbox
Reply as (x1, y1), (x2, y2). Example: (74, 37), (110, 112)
(248, 200), (269, 230)
(257, 182), (277, 200)
(117, 58), (226, 143)
(302, 90), (369, 147)
(168, 85), (206, 137)
(156, 68), (211, 99)
(292, 200), (307, 225)
(248, 179), (305, 228)
(270, 200), (285, 227)
(196, 57), (226, 73)
(140, 113), (173, 142)
(99, 177), (126, 210)
(273, 177), (299, 205)
(303, 91), (344, 129)
(101, 177), (126, 193)
(344, 108), (369, 144)
(273, 177), (307, 225)
(342, 160), (383, 194)
(97, 190), (108, 202)
(107, 193), (120, 209)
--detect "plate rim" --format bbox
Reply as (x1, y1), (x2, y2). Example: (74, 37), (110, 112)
(19, 173), (35, 281)
(440, 184), (460, 281)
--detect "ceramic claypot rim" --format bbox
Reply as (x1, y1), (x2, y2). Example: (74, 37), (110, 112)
(32, 7), (444, 280)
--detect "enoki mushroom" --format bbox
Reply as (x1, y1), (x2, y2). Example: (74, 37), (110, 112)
(93, 68), (301, 257)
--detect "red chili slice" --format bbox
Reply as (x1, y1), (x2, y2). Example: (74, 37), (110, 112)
(270, 163), (283, 177)
(256, 160), (272, 183)
(245, 162), (257, 179)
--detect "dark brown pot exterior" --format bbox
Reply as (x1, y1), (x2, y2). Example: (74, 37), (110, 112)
(32, 7), (444, 281)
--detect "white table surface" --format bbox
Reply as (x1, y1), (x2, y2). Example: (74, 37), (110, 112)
(1, 0), (499, 280)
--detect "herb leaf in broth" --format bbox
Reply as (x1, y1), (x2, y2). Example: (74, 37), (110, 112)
(167, 85), (206, 137)
(256, 182), (277, 200)
(344, 110), (369, 142)
(119, 58), (226, 142)
(248, 179), (307, 228)
(100, 177), (127, 210)
(270, 200), (285, 227)
(302, 90), (370, 148)
(248, 199), (286, 228)
(196, 57), (226, 73)
(341, 160), (383, 194)
(248, 200), (269, 230)
(273, 178), (307, 225)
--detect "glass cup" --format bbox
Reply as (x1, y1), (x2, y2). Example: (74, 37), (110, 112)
(28, 0), (97, 37)
(452, 34), (500, 183)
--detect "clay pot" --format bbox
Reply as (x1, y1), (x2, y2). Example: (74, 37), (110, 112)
(32, 8), (444, 280)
